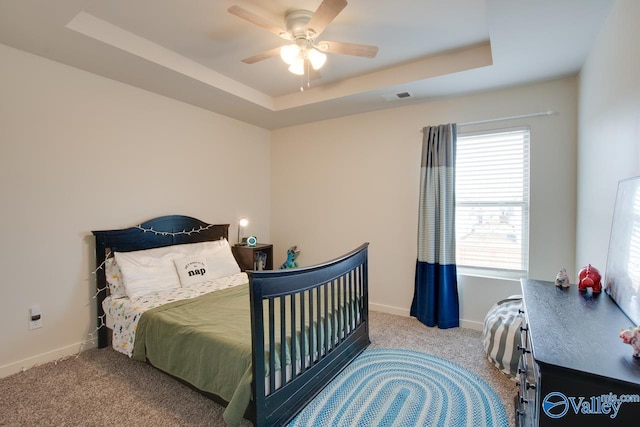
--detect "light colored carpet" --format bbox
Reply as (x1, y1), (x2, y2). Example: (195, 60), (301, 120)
(0, 311), (517, 426)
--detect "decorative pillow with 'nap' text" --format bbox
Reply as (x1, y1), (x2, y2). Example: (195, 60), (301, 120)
(174, 255), (211, 286)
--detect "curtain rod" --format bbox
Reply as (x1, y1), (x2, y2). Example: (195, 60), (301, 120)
(420, 110), (558, 131)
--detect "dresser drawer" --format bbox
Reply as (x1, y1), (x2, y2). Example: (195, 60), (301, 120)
(517, 316), (539, 426)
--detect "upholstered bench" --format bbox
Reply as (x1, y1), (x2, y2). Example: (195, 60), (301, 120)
(482, 295), (523, 379)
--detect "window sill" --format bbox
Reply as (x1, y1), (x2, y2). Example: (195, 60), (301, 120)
(457, 266), (525, 281)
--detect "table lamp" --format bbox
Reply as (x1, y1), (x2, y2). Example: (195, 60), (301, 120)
(237, 217), (248, 245)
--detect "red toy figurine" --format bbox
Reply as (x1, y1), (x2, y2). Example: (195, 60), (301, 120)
(578, 264), (602, 293)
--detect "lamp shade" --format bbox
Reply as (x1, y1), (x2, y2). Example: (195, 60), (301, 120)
(280, 44), (300, 65)
(307, 48), (327, 70)
(288, 57), (305, 75)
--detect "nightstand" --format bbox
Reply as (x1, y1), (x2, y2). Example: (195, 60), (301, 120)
(232, 243), (273, 271)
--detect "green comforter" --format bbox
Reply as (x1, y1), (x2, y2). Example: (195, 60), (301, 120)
(132, 282), (355, 426)
(133, 284), (255, 426)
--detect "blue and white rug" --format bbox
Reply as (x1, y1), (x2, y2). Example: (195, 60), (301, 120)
(289, 348), (508, 427)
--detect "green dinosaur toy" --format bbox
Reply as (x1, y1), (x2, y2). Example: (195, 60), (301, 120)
(279, 245), (300, 269)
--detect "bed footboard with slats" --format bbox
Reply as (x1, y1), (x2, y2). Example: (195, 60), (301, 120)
(248, 243), (370, 426)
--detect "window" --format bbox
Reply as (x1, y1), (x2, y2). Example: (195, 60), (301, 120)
(455, 127), (530, 279)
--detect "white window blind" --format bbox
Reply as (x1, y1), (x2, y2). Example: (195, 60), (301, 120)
(455, 127), (530, 279)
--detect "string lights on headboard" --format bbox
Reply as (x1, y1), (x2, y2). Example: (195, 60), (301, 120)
(135, 224), (215, 236)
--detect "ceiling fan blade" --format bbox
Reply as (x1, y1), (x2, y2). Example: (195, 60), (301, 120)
(307, 0), (348, 38)
(241, 47), (281, 64)
(318, 41), (378, 58)
(228, 5), (291, 40)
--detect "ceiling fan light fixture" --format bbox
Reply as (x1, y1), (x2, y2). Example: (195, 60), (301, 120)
(230, 3), (379, 83)
(307, 48), (327, 70)
(280, 44), (300, 65)
(288, 57), (305, 75)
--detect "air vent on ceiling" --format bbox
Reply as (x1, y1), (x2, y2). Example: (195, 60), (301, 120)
(381, 91), (414, 101)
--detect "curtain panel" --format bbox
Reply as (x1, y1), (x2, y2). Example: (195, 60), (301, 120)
(410, 124), (460, 329)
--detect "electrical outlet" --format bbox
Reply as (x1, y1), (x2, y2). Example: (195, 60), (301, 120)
(29, 318), (42, 330)
(29, 305), (42, 330)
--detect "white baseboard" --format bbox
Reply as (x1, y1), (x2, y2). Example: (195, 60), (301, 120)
(370, 302), (484, 331)
(370, 302), (411, 317)
(1, 308), (485, 380)
(459, 319), (483, 331)
(0, 339), (96, 379)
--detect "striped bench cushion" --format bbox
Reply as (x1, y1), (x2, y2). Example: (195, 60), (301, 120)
(483, 295), (523, 380)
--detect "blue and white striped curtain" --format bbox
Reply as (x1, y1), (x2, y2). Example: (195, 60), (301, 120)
(410, 124), (460, 329)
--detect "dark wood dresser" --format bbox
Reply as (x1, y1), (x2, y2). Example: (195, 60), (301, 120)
(517, 279), (640, 426)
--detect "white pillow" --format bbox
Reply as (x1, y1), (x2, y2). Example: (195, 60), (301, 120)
(114, 240), (240, 298)
(173, 240), (241, 286)
(114, 246), (183, 299)
(174, 255), (211, 286)
(202, 239), (242, 280)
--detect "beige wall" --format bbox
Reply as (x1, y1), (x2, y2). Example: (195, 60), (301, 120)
(0, 43), (271, 377)
(577, 0), (640, 270)
(271, 76), (577, 328)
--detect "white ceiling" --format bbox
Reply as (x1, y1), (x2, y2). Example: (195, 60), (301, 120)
(0, 0), (615, 129)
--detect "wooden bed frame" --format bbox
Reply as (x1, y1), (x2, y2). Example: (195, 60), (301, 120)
(93, 215), (370, 426)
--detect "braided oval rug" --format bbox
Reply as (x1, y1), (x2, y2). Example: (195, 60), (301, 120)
(288, 348), (508, 427)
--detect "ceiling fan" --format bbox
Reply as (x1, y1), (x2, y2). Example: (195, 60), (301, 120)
(228, 0), (378, 79)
